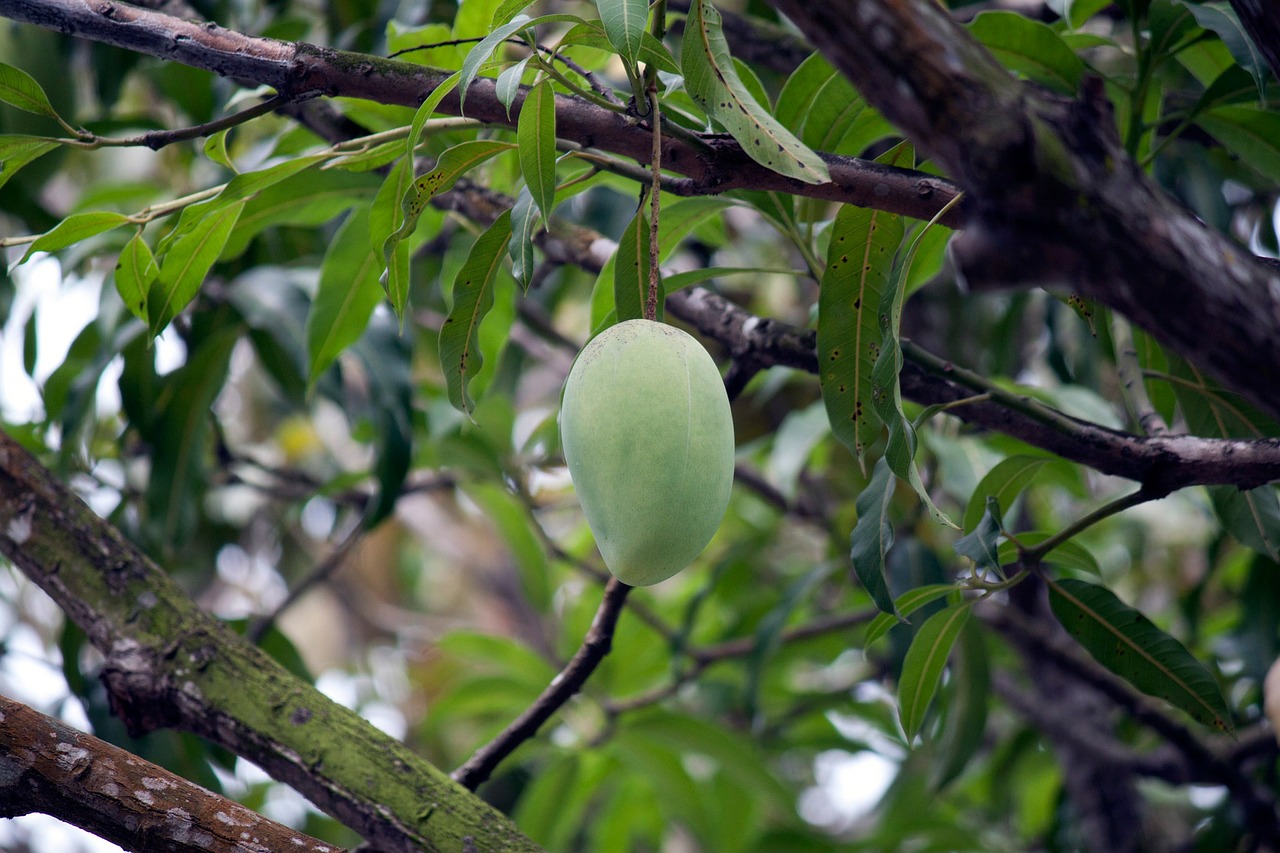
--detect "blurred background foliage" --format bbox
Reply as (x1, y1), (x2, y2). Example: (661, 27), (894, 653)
(1, 0), (1279, 850)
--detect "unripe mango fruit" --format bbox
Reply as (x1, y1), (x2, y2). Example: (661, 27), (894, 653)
(560, 319), (735, 586)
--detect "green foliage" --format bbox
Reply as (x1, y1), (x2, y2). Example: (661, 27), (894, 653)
(3, 0), (1280, 850)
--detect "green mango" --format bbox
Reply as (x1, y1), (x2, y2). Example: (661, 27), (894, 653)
(560, 319), (735, 586)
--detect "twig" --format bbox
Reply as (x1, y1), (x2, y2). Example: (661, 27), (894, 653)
(1022, 487), (1159, 562)
(1112, 314), (1169, 436)
(452, 577), (632, 790)
(246, 515), (366, 643)
(64, 93), (295, 150)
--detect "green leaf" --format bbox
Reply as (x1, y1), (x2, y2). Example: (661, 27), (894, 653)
(558, 22), (679, 74)
(305, 208), (384, 385)
(869, 183), (957, 529)
(995, 532), (1101, 576)
(1048, 577), (1234, 734)
(493, 0), (536, 27)
(202, 128), (235, 172)
(933, 621), (989, 790)
(849, 457), (898, 617)
(681, 0), (829, 184)
(818, 204), (899, 465)
(594, 0), (648, 70)
(1209, 485), (1280, 561)
(221, 168), (379, 259)
(613, 207), (659, 322)
(463, 480), (551, 609)
(495, 56), (531, 117)
(954, 497), (1003, 570)
(864, 583), (958, 648)
(1180, 1), (1269, 97)
(517, 80), (557, 221)
(1195, 106), (1280, 183)
(0, 62), (66, 123)
(114, 231), (157, 323)
(963, 455), (1052, 532)
(149, 199), (246, 336)
(663, 265), (800, 293)
(458, 14), (583, 112)
(440, 210), (513, 416)
(898, 603), (972, 741)
(0, 135), (59, 191)
(146, 327), (239, 550)
(508, 186), (540, 290)
(968, 11), (1084, 94)
(21, 211), (131, 263)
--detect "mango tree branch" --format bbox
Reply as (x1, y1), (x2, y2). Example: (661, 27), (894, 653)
(0, 0), (962, 226)
(0, 693), (345, 853)
(452, 578), (632, 791)
(0, 432), (541, 853)
(768, 0), (1280, 421)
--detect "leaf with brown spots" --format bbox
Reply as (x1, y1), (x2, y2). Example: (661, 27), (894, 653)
(440, 211), (513, 417)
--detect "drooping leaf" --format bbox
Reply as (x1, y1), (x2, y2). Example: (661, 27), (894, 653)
(818, 204), (899, 466)
(440, 210), (513, 416)
(149, 199), (246, 336)
(495, 56), (531, 117)
(1209, 485), (1280, 561)
(594, 0), (649, 70)
(557, 22), (679, 73)
(898, 603), (972, 741)
(114, 230), (157, 323)
(508, 186), (540, 290)
(681, 0), (829, 184)
(1048, 577), (1234, 734)
(517, 79), (557, 221)
(954, 496), (1004, 571)
(306, 208), (384, 385)
(933, 621), (989, 790)
(849, 457), (898, 617)
(613, 206), (659, 322)
(1179, 1), (1269, 97)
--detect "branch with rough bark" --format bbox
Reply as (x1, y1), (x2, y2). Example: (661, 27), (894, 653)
(0, 693), (345, 853)
(767, 0), (1280, 420)
(0, 0), (961, 226)
(0, 433), (541, 853)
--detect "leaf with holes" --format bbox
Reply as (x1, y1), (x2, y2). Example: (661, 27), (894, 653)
(441, 211), (513, 416)
(681, 0), (828, 184)
(898, 603), (972, 741)
(518, 80), (557, 222)
(818, 204), (900, 467)
(1048, 577), (1234, 734)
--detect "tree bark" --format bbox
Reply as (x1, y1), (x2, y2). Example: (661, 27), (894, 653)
(0, 693), (345, 853)
(768, 0), (1280, 420)
(0, 433), (541, 853)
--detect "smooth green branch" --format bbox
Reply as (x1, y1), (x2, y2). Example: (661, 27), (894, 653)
(1023, 488), (1157, 563)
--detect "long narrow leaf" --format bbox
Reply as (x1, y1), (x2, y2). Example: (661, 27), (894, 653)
(849, 457), (898, 617)
(898, 603), (972, 741)
(149, 200), (245, 337)
(613, 207), (657, 322)
(517, 80), (557, 222)
(1048, 577), (1234, 734)
(681, 0), (829, 184)
(594, 0), (648, 69)
(306, 208), (383, 385)
(441, 211), (514, 416)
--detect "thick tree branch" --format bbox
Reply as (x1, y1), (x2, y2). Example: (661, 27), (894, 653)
(0, 0), (962, 226)
(0, 693), (343, 853)
(769, 0), (1280, 420)
(453, 578), (631, 791)
(0, 432), (541, 853)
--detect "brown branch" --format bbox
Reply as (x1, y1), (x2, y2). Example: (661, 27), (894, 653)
(666, 286), (1280, 493)
(769, 0), (1280, 421)
(0, 0), (963, 227)
(0, 692), (344, 853)
(452, 578), (632, 791)
(0, 431), (541, 853)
